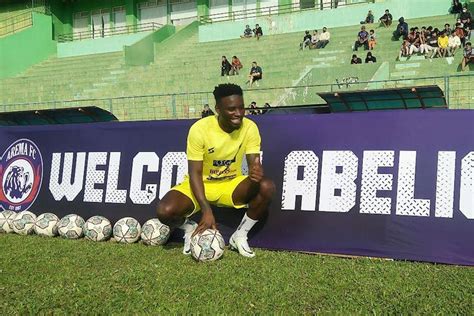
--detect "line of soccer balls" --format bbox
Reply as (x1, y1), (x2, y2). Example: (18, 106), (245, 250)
(0, 210), (225, 262)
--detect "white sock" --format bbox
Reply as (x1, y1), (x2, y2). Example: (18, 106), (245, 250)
(179, 219), (196, 234)
(234, 213), (258, 238)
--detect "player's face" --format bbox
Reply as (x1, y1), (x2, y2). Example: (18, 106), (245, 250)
(216, 95), (245, 132)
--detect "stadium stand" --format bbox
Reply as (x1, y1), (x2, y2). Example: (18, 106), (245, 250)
(0, 1), (473, 121)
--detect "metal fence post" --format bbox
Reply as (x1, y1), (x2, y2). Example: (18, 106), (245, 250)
(171, 94), (177, 118)
(444, 76), (450, 109)
(108, 98), (113, 113)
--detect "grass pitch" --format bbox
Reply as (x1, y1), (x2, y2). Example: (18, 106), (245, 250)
(0, 234), (472, 314)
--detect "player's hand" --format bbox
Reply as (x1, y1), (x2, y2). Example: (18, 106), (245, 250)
(249, 156), (264, 183)
(193, 210), (216, 236)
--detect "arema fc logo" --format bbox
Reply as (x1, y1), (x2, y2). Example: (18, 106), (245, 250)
(0, 139), (43, 212)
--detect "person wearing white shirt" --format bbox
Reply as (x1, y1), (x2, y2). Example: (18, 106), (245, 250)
(448, 33), (461, 56)
(316, 27), (330, 49)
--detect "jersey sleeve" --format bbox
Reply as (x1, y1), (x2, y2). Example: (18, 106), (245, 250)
(186, 123), (205, 161)
(245, 122), (261, 154)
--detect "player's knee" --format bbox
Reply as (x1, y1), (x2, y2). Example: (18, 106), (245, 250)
(259, 178), (276, 199)
(156, 202), (177, 222)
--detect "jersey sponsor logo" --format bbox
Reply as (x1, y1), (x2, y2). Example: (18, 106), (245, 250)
(213, 158), (236, 167)
(0, 139), (43, 212)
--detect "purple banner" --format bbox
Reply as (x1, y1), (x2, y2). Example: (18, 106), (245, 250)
(0, 109), (473, 265)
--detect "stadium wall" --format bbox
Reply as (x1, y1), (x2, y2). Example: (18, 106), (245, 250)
(57, 31), (154, 57)
(0, 12), (56, 79)
(124, 24), (176, 65)
(1, 110), (473, 265)
(198, 0), (452, 42)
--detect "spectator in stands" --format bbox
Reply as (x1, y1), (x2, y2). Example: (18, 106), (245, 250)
(368, 29), (377, 50)
(437, 31), (449, 57)
(262, 102), (271, 114)
(247, 61), (262, 87)
(248, 101), (261, 115)
(454, 23), (467, 46)
(310, 30), (319, 49)
(460, 7), (472, 29)
(448, 32), (462, 56)
(241, 25), (252, 38)
(221, 56), (232, 76)
(354, 25), (369, 51)
(379, 9), (393, 28)
(365, 52), (377, 63)
(408, 28), (422, 56)
(461, 42), (474, 70)
(201, 104), (214, 118)
(230, 56), (243, 75)
(451, 0), (463, 15)
(253, 24), (263, 40)
(360, 10), (374, 24)
(299, 31), (312, 50)
(350, 54), (362, 64)
(398, 39), (410, 60)
(393, 17), (408, 41)
(444, 23), (452, 36)
(427, 30), (440, 58)
(315, 27), (330, 48)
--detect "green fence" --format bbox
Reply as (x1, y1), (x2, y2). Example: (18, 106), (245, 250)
(1, 74), (473, 121)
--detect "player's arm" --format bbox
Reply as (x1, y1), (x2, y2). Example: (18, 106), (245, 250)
(246, 153), (264, 183)
(188, 160), (216, 235)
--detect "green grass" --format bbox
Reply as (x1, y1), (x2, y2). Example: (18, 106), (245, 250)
(1, 234), (472, 314)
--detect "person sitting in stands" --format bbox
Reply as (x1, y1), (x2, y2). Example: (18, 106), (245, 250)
(368, 29), (377, 50)
(398, 39), (410, 60)
(451, 0), (463, 14)
(454, 23), (467, 47)
(365, 52), (377, 63)
(241, 25), (252, 38)
(221, 56), (231, 76)
(247, 61), (262, 87)
(461, 42), (474, 71)
(201, 104), (214, 118)
(379, 9), (393, 28)
(460, 7), (472, 29)
(393, 17), (408, 41)
(310, 30), (319, 49)
(253, 24), (263, 40)
(315, 27), (330, 48)
(262, 102), (271, 114)
(408, 28), (422, 56)
(230, 56), (243, 75)
(361, 10), (374, 24)
(248, 101), (261, 115)
(299, 30), (312, 50)
(350, 54), (362, 64)
(354, 25), (369, 51)
(444, 23), (453, 36)
(427, 30), (440, 58)
(437, 31), (449, 57)
(448, 32), (461, 56)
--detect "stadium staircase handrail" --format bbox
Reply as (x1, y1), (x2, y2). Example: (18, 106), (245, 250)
(0, 6), (49, 38)
(199, 0), (370, 24)
(57, 22), (163, 43)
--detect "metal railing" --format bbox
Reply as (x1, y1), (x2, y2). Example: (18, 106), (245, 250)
(199, 0), (370, 24)
(0, 6), (48, 38)
(1, 74), (473, 121)
(57, 22), (162, 42)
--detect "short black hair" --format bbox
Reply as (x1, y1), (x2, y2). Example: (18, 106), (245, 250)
(213, 84), (243, 104)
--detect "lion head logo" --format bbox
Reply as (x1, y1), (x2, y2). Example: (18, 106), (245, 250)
(4, 165), (32, 200)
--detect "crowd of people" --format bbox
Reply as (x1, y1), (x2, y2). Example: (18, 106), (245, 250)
(299, 27), (331, 50)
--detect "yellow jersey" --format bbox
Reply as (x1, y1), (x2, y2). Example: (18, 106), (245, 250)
(186, 115), (261, 182)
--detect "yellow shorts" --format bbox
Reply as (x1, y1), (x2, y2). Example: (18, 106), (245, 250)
(172, 175), (249, 216)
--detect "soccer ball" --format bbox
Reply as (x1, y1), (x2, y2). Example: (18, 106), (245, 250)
(57, 214), (85, 239)
(84, 216), (112, 242)
(140, 218), (170, 246)
(113, 217), (141, 244)
(190, 229), (225, 262)
(11, 211), (36, 235)
(0, 210), (17, 233)
(34, 213), (59, 237)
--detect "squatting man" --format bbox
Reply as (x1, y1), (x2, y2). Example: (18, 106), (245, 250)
(157, 83), (275, 257)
